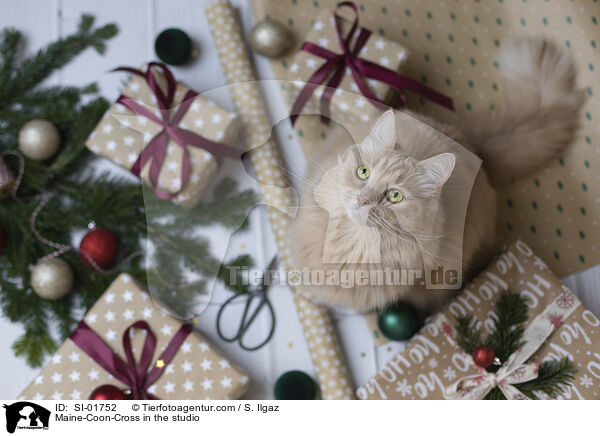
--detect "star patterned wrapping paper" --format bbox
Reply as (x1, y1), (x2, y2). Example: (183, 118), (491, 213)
(252, 0), (600, 278)
(356, 240), (600, 400)
(283, 7), (408, 123)
(20, 274), (249, 400)
(206, 0), (355, 399)
(85, 67), (239, 208)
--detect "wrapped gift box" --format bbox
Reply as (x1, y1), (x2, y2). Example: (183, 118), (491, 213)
(86, 65), (239, 208)
(285, 7), (409, 123)
(357, 240), (600, 400)
(20, 273), (249, 400)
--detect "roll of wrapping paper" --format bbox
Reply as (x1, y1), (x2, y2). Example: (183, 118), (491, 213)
(206, 0), (354, 400)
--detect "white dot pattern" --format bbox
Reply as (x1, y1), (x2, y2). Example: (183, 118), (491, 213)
(206, 0), (354, 400)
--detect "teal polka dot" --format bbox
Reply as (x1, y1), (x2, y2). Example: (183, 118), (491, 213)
(579, 254), (585, 264)
(492, 83), (498, 91)
(530, 225), (536, 234)
(532, 201), (538, 210)
(405, 8), (411, 17)
(542, 17), (548, 26)
(557, 180), (564, 189)
(465, 102), (472, 110)
(424, 53), (430, 62)
(520, 18), (526, 26)
(534, 178), (540, 187)
(582, 183), (588, 191)
(507, 199), (513, 208)
(554, 251), (560, 260)
(426, 11), (433, 19)
(426, 32), (432, 40)
(448, 34), (454, 42)
(556, 228), (562, 237)
(496, 17), (502, 25)
(506, 222), (513, 231)
(557, 204), (563, 213)
(468, 80), (474, 88)
(565, 40), (571, 48)
(579, 231), (586, 239)
(446, 56), (453, 64)
(469, 57), (476, 66)
(472, 37), (478, 45)
(474, 15), (480, 24)
(566, 16), (572, 24)
(450, 12), (456, 21)
(581, 206), (587, 215)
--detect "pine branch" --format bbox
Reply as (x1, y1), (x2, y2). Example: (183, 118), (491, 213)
(454, 315), (481, 355)
(514, 357), (577, 399)
(486, 291), (527, 365)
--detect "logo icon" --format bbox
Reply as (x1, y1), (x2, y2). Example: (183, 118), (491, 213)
(3, 402), (50, 434)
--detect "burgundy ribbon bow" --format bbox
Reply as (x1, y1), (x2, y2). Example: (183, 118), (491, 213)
(114, 63), (242, 200)
(70, 319), (192, 400)
(290, 1), (454, 124)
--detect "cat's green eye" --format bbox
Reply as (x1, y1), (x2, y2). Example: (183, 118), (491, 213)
(387, 189), (403, 203)
(356, 165), (370, 180)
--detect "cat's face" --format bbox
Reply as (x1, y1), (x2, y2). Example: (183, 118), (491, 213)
(315, 111), (455, 238)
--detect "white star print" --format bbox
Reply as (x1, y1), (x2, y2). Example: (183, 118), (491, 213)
(69, 370), (80, 382)
(87, 313), (98, 324)
(51, 372), (62, 383)
(104, 310), (115, 322)
(181, 342), (192, 354)
(305, 58), (317, 69)
(200, 358), (212, 371)
(161, 324), (173, 336)
(123, 309), (134, 320)
(397, 51), (407, 62)
(102, 123), (114, 134)
(106, 140), (117, 151)
(51, 390), (62, 400)
(165, 365), (175, 375)
(122, 290), (133, 301)
(34, 375), (44, 385)
(105, 329), (116, 341)
(318, 37), (329, 47)
(170, 177), (181, 190)
(218, 359), (230, 369)
(220, 376), (232, 388)
(70, 390), (81, 400)
(88, 368), (100, 381)
(190, 173), (200, 184)
(181, 360), (193, 373)
(201, 378), (213, 390)
(124, 136), (134, 146)
(51, 354), (62, 365)
(127, 153), (137, 164)
(375, 40), (386, 50)
(182, 380), (195, 392)
(69, 352), (80, 363)
(164, 381), (175, 393)
(194, 118), (205, 128)
(190, 101), (201, 111)
(105, 294), (115, 304)
(167, 161), (178, 171)
(141, 307), (153, 319)
(211, 113), (223, 124)
(129, 82), (141, 92)
(290, 63), (299, 73)
(379, 56), (390, 66)
(313, 21), (324, 31)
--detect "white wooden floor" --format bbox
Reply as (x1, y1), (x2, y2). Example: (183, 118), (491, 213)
(0, 0), (598, 399)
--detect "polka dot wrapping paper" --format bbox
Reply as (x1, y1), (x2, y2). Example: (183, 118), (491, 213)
(357, 240), (600, 400)
(206, 0), (355, 399)
(252, 0), (600, 278)
(19, 274), (249, 400)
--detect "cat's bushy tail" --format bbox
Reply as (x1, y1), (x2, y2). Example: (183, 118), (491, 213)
(461, 38), (585, 186)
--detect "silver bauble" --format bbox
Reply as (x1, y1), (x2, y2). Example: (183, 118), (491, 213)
(30, 258), (73, 300)
(18, 119), (61, 160)
(249, 20), (293, 59)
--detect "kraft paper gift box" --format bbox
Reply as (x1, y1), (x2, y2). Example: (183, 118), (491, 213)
(20, 273), (249, 400)
(86, 65), (240, 208)
(357, 240), (600, 400)
(284, 7), (409, 123)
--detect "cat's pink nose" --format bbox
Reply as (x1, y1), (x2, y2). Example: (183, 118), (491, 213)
(357, 195), (370, 207)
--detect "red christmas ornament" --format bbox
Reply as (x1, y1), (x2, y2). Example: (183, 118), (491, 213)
(472, 345), (496, 368)
(79, 228), (119, 268)
(0, 225), (5, 252)
(89, 384), (125, 400)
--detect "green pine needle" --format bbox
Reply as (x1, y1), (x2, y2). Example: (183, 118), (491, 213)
(0, 16), (258, 366)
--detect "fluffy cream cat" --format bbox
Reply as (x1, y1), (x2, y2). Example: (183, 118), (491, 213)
(289, 38), (585, 312)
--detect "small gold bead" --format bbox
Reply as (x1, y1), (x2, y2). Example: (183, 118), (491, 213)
(156, 359), (165, 368)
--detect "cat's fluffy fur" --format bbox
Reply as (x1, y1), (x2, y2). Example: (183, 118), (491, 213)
(290, 38), (585, 312)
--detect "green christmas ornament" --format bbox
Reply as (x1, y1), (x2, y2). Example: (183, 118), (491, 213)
(274, 370), (317, 400)
(377, 301), (419, 341)
(154, 28), (192, 65)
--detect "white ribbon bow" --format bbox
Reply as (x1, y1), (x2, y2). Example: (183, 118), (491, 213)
(437, 286), (579, 400)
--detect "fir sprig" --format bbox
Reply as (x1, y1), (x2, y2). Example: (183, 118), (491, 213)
(0, 17), (258, 366)
(454, 290), (576, 400)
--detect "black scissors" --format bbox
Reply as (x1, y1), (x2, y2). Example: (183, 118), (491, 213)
(216, 256), (277, 351)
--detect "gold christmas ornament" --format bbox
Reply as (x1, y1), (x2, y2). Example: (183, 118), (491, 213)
(249, 20), (293, 58)
(18, 119), (61, 160)
(30, 258), (73, 300)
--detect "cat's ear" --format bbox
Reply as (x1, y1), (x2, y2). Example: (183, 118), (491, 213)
(361, 110), (396, 155)
(416, 153), (456, 191)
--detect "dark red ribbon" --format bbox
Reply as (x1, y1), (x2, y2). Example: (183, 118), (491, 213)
(290, 1), (454, 125)
(114, 63), (242, 200)
(70, 319), (192, 400)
